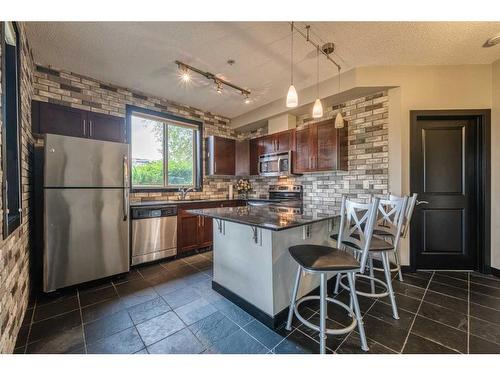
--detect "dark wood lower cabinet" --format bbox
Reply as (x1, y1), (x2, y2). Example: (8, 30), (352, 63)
(177, 200), (245, 255)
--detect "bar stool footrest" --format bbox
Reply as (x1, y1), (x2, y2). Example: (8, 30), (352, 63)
(338, 274), (389, 298)
(294, 295), (358, 335)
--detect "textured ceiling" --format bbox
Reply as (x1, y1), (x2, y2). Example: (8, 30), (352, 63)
(25, 22), (500, 118)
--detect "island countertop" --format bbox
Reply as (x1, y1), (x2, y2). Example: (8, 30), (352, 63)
(187, 205), (337, 231)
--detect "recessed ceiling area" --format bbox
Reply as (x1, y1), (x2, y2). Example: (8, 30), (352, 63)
(26, 21), (500, 119)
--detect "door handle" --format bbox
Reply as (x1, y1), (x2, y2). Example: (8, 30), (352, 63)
(83, 119), (86, 136)
(416, 200), (429, 206)
(89, 120), (93, 137)
(123, 155), (129, 221)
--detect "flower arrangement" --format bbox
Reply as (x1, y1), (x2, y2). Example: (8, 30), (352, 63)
(235, 179), (252, 198)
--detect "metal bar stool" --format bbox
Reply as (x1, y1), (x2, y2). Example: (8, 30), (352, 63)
(370, 193), (417, 282)
(285, 197), (379, 354)
(334, 195), (407, 320)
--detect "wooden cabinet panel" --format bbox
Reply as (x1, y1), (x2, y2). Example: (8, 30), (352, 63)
(32, 100), (127, 143)
(177, 200), (245, 254)
(199, 216), (213, 248)
(88, 112), (125, 143)
(294, 127), (313, 172)
(315, 121), (338, 170)
(177, 214), (200, 254)
(275, 130), (293, 152)
(235, 140), (250, 176)
(206, 136), (235, 175)
(36, 101), (87, 138)
(249, 138), (261, 175)
(260, 135), (275, 155)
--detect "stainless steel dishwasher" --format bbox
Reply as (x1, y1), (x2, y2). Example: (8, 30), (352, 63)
(131, 205), (177, 265)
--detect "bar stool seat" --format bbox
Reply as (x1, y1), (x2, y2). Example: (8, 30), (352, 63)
(289, 245), (360, 272)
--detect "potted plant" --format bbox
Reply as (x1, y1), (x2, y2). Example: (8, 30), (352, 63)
(235, 179), (252, 199)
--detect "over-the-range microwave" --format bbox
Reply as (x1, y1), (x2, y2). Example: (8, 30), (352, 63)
(258, 151), (298, 177)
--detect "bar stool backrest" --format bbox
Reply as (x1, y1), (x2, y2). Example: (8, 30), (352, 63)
(391, 193), (417, 239)
(376, 195), (407, 253)
(338, 196), (379, 273)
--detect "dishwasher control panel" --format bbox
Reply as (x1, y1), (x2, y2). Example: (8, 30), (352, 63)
(131, 205), (177, 219)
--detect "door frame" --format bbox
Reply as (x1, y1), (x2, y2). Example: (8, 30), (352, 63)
(409, 109), (491, 272)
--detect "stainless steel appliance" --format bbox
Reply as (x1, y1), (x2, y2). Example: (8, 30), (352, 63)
(247, 184), (303, 213)
(131, 205), (178, 265)
(258, 151), (296, 177)
(40, 134), (130, 292)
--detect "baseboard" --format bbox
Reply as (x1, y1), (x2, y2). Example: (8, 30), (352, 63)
(490, 267), (500, 278)
(212, 277), (338, 329)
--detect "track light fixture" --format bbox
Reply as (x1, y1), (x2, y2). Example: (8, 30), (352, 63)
(175, 60), (250, 101)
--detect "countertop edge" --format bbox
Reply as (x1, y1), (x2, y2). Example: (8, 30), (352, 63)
(188, 208), (336, 232)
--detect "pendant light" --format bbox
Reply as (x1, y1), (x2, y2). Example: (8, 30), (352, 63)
(334, 66), (345, 128)
(312, 46), (323, 118)
(286, 22), (298, 108)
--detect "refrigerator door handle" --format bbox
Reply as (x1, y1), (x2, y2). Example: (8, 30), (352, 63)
(123, 155), (129, 221)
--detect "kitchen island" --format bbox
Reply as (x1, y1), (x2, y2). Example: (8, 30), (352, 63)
(188, 205), (338, 327)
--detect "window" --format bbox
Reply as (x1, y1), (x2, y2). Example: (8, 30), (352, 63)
(1, 21), (22, 238)
(128, 106), (202, 190)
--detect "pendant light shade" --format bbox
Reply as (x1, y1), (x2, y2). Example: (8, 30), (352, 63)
(286, 84), (298, 108)
(334, 66), (345, 128)
(286, 22), (298, 108)
(313, 99), (323, 118)
(335, 112), (344, 128)
(312, 46), (323, 118)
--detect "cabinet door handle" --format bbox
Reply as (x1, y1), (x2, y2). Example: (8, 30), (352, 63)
(276, 139), (279, 150)
(83, 120), (86, 136)
(89, 120), (93, 137)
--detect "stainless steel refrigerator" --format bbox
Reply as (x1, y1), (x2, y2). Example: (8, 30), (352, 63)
(41, 134), (130, 292)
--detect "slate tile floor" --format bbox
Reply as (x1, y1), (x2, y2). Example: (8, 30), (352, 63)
(13, 250), (500, 354)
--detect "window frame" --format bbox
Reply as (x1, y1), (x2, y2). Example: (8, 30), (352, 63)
(1, 21), (22, 239)
(126, 105), (203, 193)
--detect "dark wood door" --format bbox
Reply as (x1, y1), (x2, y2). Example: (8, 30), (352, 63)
(87, 112), (126, 143)
(294, 127), (312, 172)
(36, 101), (87, 138)
(177, 212), (201, 254)
(315, 120), (338, 170)
(249, 138), (261, 175)
(410, 115), (479, 269)
(213, 137), (235, 175)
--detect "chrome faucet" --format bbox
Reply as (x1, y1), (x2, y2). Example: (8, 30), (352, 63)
(179, 187), (195, 200)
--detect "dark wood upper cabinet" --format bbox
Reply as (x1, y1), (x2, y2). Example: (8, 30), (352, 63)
(32, 100), (126, 143)
(294, 127), (314, 173)
(235, 140), (250, 176)
(293, 119), (347, 172)
(275, 129), (293, 152)
(258, 130), (294, 155)
(33, 101), (87, 138)
(87, 112), (126, 143)
(249, 138), (261, 175)
(206, 136), (236, 176)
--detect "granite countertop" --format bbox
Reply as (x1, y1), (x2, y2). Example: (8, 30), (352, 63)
(129, 197), (274, 207)
(188, 206), (336, 231)
(129, 198), (245, 207)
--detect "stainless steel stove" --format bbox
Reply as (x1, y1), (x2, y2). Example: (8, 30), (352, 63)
(247, 185), (303, 213)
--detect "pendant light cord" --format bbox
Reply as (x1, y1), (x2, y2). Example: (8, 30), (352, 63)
(316, 46), (320, 98)
(290, 22), (294, 85)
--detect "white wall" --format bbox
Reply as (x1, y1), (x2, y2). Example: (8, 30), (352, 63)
(356, 65), (493, 266)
